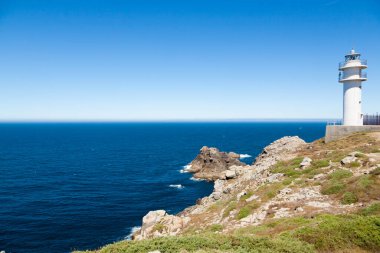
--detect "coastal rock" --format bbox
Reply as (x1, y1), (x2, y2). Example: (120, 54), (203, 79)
(134, 210), (190, 240)
(187, 146), (245, 181)
(341, 156), (357, 165)
(250, 136), (306, 175)
(300, 157), (312, 168)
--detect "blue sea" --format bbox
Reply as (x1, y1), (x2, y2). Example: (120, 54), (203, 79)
(0, 122), (326, 253)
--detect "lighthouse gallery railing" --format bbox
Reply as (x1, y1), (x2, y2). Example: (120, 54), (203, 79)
(364, 114), (380, 125)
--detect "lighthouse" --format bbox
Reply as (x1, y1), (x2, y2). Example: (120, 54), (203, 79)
(339, 49), (367, 126)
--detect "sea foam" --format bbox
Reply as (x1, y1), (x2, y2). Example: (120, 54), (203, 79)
(179, 164), (192, 173)
(169, 184), (185, 189)
(190, 177), (204, 182)
(125, 226), (141, 240)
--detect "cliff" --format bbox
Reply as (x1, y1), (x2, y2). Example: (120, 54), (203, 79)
(75, 132), (380, 253)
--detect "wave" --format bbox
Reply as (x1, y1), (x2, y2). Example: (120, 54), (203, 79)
(190, 177), (204, 182)
(179, 164), (192, 173)
(169, 184), (185, 189)
(125, 226), (141, 240)
(240, 154), (252, 159)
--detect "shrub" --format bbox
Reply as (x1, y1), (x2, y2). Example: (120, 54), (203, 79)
(223, 201), (237, 218)
(237, 206), (251, 220)
(74, 234), (315, 253)
(357, 175), (374, 190)
(328, 169), (353, 180)
(152, 223), (165, 233)
(240, 191), (253, 201)
(282, 178), (293, 186)
(321, 181), (345, 195)
(370, 167), (380, 176)
(354, 152), (367, 158)
(271, 157), (304, 178)
(293, 215), (380, 252)
(346, 161), (361, 168)
(311, 159), (329, 169)
(208, 224), (223, 232)
(341, 192), (358, 205)
(359, 203), (380, 216)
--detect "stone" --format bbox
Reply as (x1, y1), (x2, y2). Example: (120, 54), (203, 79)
(300, 157), (312, 168)
(228, 152), (240, 159)
(187, 146), (246, 181)
(245, 194), (259, 202)
(134, 210), (190, 240)
(307, 201), (331, 208)
(225, 169), (237, 179)
(341, 156), (357, 165)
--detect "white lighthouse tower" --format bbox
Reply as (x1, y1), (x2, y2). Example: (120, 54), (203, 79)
(339, 49), (367, 126)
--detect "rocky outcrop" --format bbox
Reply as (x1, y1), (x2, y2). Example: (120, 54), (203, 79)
(185, 146), (246, 181)
(253, 136), (306, 172)
(134, 210), (190, 240)
(133, 136), (315, 240)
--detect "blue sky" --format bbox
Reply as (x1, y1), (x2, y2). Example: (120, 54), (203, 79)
(0, 0), (379, 121)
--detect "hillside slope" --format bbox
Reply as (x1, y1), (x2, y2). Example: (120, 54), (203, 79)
(75, 132), (380, 253)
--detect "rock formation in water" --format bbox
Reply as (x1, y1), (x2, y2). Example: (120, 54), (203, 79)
(185, 146), (246, 181)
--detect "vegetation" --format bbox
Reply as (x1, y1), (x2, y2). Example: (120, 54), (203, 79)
(341, 192), (358, 204)
(74, 132), (380, 253)
(236, 202), (259, 220)
(328, 169), (353, 180)
(359, 203), (380, 216)
(222, 201), (237, 218)
(75, 215), (380, 253)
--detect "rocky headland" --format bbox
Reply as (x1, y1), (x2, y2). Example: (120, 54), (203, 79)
(76, 132), (380, 253)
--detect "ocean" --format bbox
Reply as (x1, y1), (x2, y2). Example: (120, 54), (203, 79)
(0, 122), (326, 253)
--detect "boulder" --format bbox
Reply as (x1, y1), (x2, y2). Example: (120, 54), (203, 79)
(225, 169), (237, 179)
(134, 210), (190, 240)
(341, 156), (357, 165)
(300, 157), (312, 168)
(187, 146), (245, 181)
(252, 136), (306, 173)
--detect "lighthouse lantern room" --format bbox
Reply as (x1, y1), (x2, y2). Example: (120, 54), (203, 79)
(339, 49), (367, 126)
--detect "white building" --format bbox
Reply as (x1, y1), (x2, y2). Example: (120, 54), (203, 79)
(339, 49), (367, 126)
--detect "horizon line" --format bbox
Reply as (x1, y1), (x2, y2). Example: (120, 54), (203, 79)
(0, 118), (337, 123)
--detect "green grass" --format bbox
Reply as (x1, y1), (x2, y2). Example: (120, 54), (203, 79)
(208, 224), (223, 232)
(271, 157), (303, 178)
(75, 215), (380, 253)
(345, 161), (361, 168)
(328, 169), (353, 180)
(237, 206), (251, 220)
(74, 234), (315, 253)
(292, 215), (380, 252)
(152, 223), (165, 233)
(236, 202), (259, 220)
(357, 175), (375, 190)
(310, 159), (329, 169)
(240, 191), (253, 201)
(222, 201), (237, 218)
(359, 203), (380, 216)
(341, 192), (358, 205)
(321, 181), (345, 195)
(370, 167), (380, 176)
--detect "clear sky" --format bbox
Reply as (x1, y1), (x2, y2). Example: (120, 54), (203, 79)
(0, 0), (379, 121)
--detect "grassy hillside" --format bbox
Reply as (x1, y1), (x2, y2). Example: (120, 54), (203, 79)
(75, 132), (380, 253)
